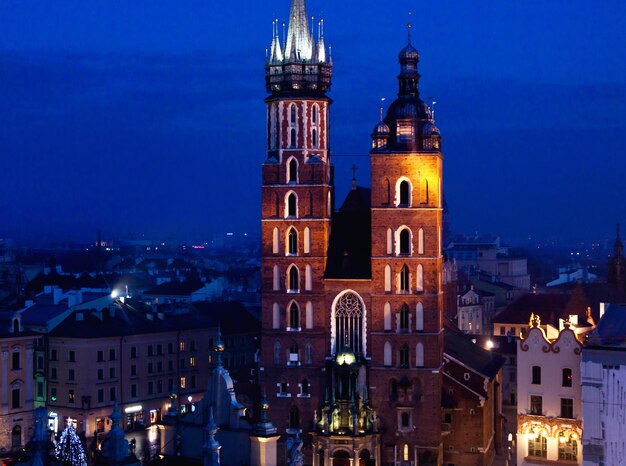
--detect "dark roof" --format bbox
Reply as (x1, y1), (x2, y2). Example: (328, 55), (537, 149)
(494, 293), (570, 326)
(325, 187), (371, 279)
(144, 280), (204, 296)
(564, 282), (626, 323)
(444, 328), (505, 379)
(586, 303), (626, 348)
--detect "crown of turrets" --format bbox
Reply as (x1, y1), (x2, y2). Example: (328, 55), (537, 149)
(265, 0), (332, 95)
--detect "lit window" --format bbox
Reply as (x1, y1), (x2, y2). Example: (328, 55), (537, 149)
(180, 377), (186, 389)
(189, 357), (195, 367)
(528, 434), (547, 458)
(179, 341), (185, 352)
(68, 389), (75, 404)
(559, 436), (578, 461)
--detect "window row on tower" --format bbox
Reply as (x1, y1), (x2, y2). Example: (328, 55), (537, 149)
(271, 301), (314, 331)
(272, 264), (313, 292)
(383, 342), (425, 368)
(386, 226), (425, 255)
(272, 226), (311, 255)
(381, 177), (432, 207)
(268, 102), (322, 150)
(384, 264), (424, 293)
(382, 302), (424, 332)
(273, 190), (331, 219)
(273, 340), (314, 366)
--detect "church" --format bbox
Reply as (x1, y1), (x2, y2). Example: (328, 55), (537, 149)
(260, 1), (447, 464)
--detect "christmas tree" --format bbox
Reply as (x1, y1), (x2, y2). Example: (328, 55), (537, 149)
(55, 420), (87, 466)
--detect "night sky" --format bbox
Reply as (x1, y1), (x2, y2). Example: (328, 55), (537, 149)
(1, 1), (625, 245)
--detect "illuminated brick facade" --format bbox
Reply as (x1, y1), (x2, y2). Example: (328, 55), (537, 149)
(260, 2), (445, 464)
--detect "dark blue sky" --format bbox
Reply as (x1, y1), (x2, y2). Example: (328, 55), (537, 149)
(1, 1), (625, 245)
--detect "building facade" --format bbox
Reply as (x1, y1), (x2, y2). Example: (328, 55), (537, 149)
(581, 303), (626, 466)
(260, 1), (445, 464)
(516, 315), (583, 465)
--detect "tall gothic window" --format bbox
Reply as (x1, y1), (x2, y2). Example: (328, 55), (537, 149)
(290, 104), (296, 123)
(288, 228), (298, 255)
(288, 266), (299, 292)
(399, 180), (410, 206)
(333, 292), (364, 354)
(286, 193), (297, 217)
(399, 304), (410, 331)
(399, 228), (411, 255)
(289, 302), (300, 329)
(400, 265), (410, 292)
(399, 345), (409, 367)
(312, 129), (318, 148)
(312, 105), (318, 124)
(288, 158), (298, 183)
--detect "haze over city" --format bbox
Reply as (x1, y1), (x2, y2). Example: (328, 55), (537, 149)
(2, 0), (626, 245)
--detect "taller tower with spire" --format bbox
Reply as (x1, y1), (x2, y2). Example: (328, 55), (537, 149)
(260, 0), (334, 453)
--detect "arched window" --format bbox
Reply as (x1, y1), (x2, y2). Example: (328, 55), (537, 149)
(305, 302), (313, 329)
(562, 368), (572, 387)
(286, 192), (297, 217)
(312, 128), (318, 148)
(384, 302), (392, 331)
(272, 227), (279, 254)
(384, 265), (392, 292)
(273, 265), (280, 291)
(416, 303), (424, 331)
(312, 105), (318, 124)
(399, 304), (410, 331)
(305, 264), (312, 290)
(399, 345), (409, 367)
(532, 366), (541, 384)
(304, 227), (311, 254)
(288, 158), (298, 183)
(418, 228), (424, 255)
(290, 128), (296, 148)
(399, 228), (411, 255)
(390, 379), (398, 400)
(287, 228), (298, 255)
(11, 425), (21, 448)
(272, 303), (280, 329)
(289, 302), (300, 330)
(528, 434), (547, 458)
(415, 343), (424, 367)
(386, 228), (393, 254)
(384, 342), (392, 366)
(400, 265), (410, 292)
(287, 265), (299, 292)
(416, 264), (424, 292)
(289, 406), (300, 430)
(399, 179), (411, 206)
(403, 444), (409, 462)
(333, 292), (365, 354)
(558, 436), (577, 461)
(289, 343), (299, 364)
(305, 343), (313, 364)
(273, 341), (281, 365)
(290, 104), (297, 123)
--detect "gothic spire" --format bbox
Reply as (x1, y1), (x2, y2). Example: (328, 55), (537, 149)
(285, 0), (313, 62)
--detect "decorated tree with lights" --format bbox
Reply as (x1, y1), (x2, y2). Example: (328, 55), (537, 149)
(55, 420), (87, 466)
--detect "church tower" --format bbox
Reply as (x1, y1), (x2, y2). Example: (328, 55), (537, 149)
(260, 0), (333, 442)
(368, 27), (444, 464)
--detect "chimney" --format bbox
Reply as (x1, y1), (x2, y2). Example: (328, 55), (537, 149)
(53, 287), (63, 305)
